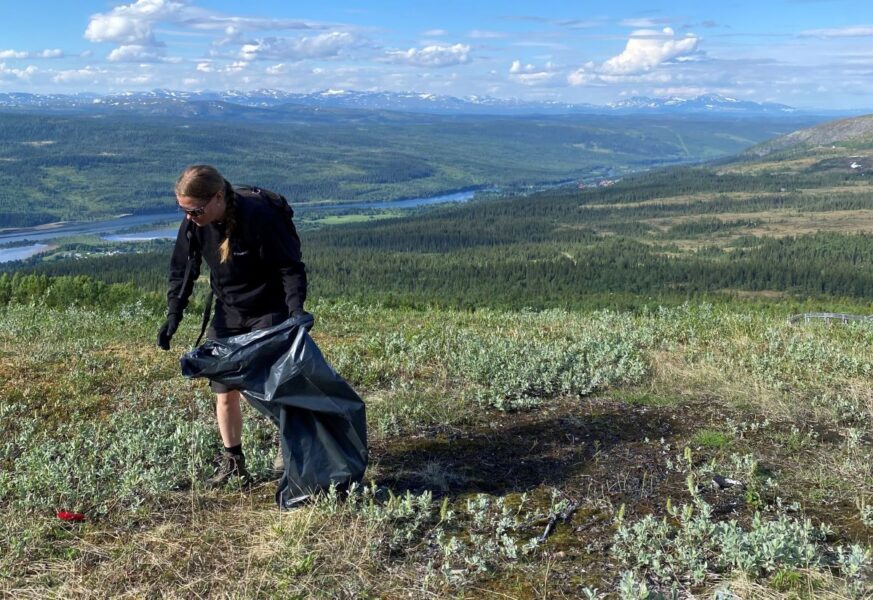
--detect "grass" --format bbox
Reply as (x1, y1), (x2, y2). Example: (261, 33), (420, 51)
(308, 210), (402, 226)
(0, 297), (871, 597)
(610, 390), (680, 408)
(691, 429), (733, 449)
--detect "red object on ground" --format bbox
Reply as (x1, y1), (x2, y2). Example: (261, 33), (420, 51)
(56, 511), (85, 522)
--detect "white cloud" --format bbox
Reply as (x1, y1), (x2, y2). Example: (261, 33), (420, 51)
(240, 32), (358, 61)
(651, 86), (710, 97)
(509, 59), (559, 85)
(385, 44), (471, 68)
(567, 28), (700, 88)
(186, 16), (320, 32)
(116, 74), (155, 85)
(514, 71), (557, 85)
(194, 59), (248, 74)
(423, 29), (448, 37)
(600, 28), (699, 75)
(567, 63), (598, 86)
(0, 49), (64, 59)
(53, 66), (106, 83)
(85, 0), (324, 50)
(212, 25), (243, 47)
(802, 26), (873, 38)
(84, 0), (184, 45)
(107, 44), (166, 62)
(0, 62), (37, 80)
(266, 63), (286, 75)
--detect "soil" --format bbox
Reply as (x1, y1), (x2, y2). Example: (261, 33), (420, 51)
(366, 395), (871, 595)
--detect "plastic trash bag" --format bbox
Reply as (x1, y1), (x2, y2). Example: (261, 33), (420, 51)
(180, 313), (368, 508)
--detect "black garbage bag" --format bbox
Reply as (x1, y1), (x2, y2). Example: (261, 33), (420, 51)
(180, 314), (368, 508)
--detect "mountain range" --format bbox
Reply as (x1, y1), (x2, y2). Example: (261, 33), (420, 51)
(0, 89), (827, 117)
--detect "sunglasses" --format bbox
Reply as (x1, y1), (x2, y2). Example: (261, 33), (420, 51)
(177, 191), (218, 217)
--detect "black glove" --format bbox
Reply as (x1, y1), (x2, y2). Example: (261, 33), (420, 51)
(157, 314), (181, 350)
(290, 309), (313, 329)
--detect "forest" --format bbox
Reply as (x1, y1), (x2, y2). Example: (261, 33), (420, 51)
(6, 150), (872, 310)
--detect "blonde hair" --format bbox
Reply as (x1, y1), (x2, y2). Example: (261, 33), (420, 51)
(175, 165), (235, 263)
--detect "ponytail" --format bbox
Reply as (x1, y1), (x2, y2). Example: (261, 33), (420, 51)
(218, 180), (235, 264)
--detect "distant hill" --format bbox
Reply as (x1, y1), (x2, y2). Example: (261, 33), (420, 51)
(746, 113), (873, 157)
(0, 89), (826, 118)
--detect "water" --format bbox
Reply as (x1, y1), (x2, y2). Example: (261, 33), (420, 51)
(312, 189), (477, 211)
(0, 244), (50, 263)
(103, 227), (179, 242)
(0, 189), (480, 262)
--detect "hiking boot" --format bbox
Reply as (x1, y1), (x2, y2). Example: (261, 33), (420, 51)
(206, 451), (252, 489)
(272, 447), (285, 478)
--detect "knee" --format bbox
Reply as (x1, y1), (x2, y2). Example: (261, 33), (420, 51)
(216, 391), (241, 408)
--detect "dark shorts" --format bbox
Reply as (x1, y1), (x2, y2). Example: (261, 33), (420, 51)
(208, 311), (286, 393)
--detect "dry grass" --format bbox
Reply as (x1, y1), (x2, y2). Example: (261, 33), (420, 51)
(4, 492), (400, 599)
(711, 570), (873, 600)
(645, 349), (782, 415)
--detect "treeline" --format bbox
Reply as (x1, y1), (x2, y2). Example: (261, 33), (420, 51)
(10, 230), (873, 310)
(23, 251), (170, 291)
(0, 272), (162, 311)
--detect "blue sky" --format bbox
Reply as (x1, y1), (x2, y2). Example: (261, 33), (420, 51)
(1, 0), (872, 108)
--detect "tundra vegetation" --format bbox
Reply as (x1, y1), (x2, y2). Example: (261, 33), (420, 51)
(0, 279), (870, 598)
(1, 114), (872, 597)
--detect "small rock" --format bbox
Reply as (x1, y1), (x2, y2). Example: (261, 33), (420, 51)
(712, 474), (742, 489)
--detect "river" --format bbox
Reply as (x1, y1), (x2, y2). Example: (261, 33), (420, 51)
(0, 189), (479, 263)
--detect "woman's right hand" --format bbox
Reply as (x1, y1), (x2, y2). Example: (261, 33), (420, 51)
(157, 314), (180, 350)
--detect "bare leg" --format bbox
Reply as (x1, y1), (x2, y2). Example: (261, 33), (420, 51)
(216, 390), (243, 447)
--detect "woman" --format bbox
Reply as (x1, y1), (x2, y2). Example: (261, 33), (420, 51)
(157, 164), (307, 487)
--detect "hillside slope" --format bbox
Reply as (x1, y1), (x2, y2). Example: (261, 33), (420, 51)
(0, 284), (870, 597)
(747, 113), (873, 157)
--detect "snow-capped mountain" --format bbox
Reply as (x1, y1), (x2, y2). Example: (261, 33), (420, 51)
(0, 89), (809, 116)
(607, 94), (795, 114)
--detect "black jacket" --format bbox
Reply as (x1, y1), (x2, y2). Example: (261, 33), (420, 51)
(166, 190), (307, 327)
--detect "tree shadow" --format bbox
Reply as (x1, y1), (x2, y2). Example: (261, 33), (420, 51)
(372, 408), (676, 497)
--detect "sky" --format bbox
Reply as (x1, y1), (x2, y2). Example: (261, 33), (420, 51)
(1, 0), (872, 109)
